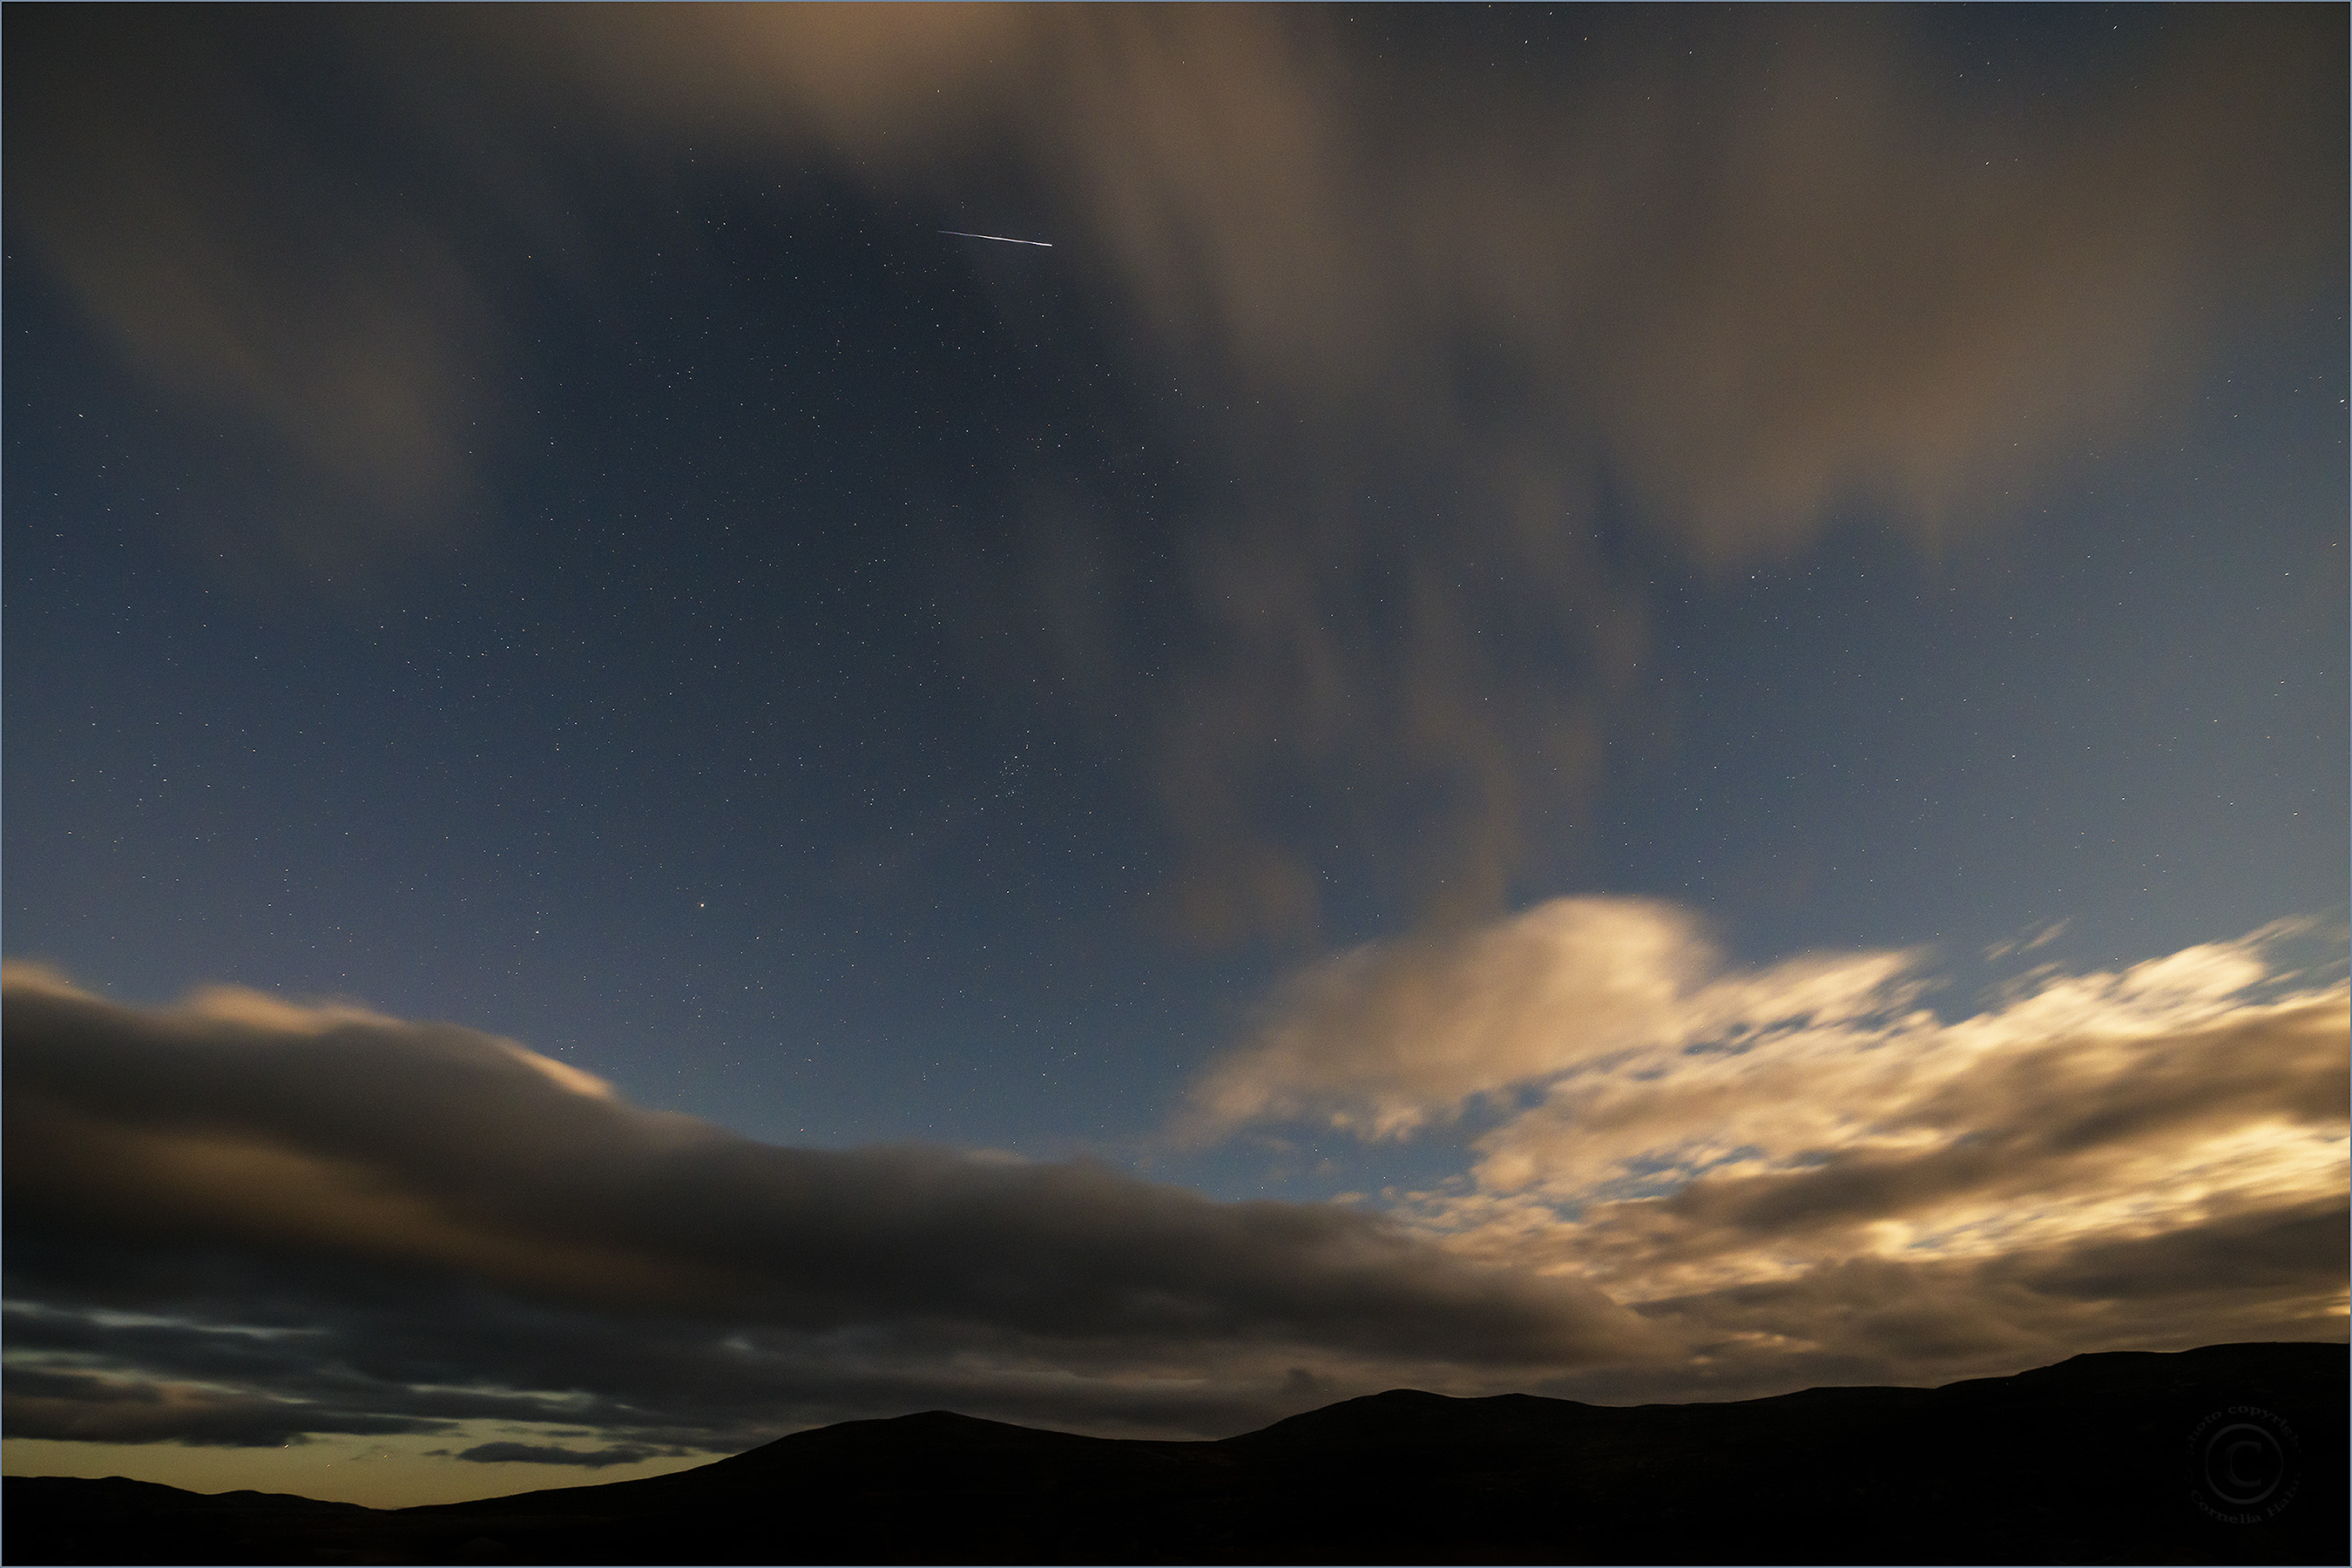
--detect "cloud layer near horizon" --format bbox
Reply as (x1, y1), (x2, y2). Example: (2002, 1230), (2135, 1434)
(1185, 901), (2349, 1395)
(3, 962), (1652, 1456)
(9, 913), (2343, 1460)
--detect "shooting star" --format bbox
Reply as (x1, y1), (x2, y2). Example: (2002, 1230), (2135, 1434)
(939, 229), (1053, 248)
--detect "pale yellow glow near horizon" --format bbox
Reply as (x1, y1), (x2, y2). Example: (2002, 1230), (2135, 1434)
(0, 1425), (722, 1511)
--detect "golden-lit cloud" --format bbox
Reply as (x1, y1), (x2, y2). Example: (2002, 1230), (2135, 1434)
(1184, 902), (2349, 1391)
(1179, 896), (1923, 1141)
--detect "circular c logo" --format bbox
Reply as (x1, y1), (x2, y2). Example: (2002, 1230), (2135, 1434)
(2186, 1405), (2301, 1524)
(2202, 1422), (2286, 1506)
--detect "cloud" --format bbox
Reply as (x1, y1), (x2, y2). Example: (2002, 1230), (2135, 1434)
(971, 6), (2334, 935)
(576, 6), (2336, 935)
(454, 1442), (664, 1469)
(597, 4), (2332, 560)
(1564, 1194), (2352, 1404)
(1984, 917), (2070, 963)
(14, 10), (2336, 926)
(3, 967), (1655, 1452)
(1003, 9), (2338, 558)
(1185, 902), (2349, 1389)
(4, 11), (503, 578)
(1179, 896), (1923, 1141)
(2, 1366), (448, 1449)
(5, 930), (2341, 1451)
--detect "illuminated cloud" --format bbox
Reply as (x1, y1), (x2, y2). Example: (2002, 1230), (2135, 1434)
(1185, 904), (2349, 1391)
(1179, 896), (1923, 1140)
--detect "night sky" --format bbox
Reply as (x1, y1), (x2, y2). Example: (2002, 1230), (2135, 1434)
(5, 4), (2346, 1508)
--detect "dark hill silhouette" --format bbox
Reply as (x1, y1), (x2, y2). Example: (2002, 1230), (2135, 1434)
(7, 1342), (2342, 1565)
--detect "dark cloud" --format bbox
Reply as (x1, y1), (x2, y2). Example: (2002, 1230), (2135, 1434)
(455, 1442), (666, 1469)
(2, 1281), (1369, 1456)
(2, 1366), (448, 1449)
(3, 977), (1642, 1361)
(2014, 1197), (2352, 1305)
(2, 968), (1653, 1450)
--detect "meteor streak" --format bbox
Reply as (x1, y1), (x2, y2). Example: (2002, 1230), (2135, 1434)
(939, 229), (1053, 248)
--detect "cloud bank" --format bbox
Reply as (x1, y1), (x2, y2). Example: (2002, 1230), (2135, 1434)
(9, 917), (2342, 1458)
(1184, 902), (2349, 1396)
(3, 963), (1651, 1456)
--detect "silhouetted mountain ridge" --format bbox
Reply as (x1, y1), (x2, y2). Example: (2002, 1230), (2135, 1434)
(8, 1342), (2342, 1564)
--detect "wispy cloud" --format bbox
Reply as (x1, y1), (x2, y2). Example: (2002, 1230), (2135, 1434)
(14, 9), (2336, 929)
(6, 14), (503, 578)
(1985, 917), (2072, 963)
(550, 7), (2341, 934)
